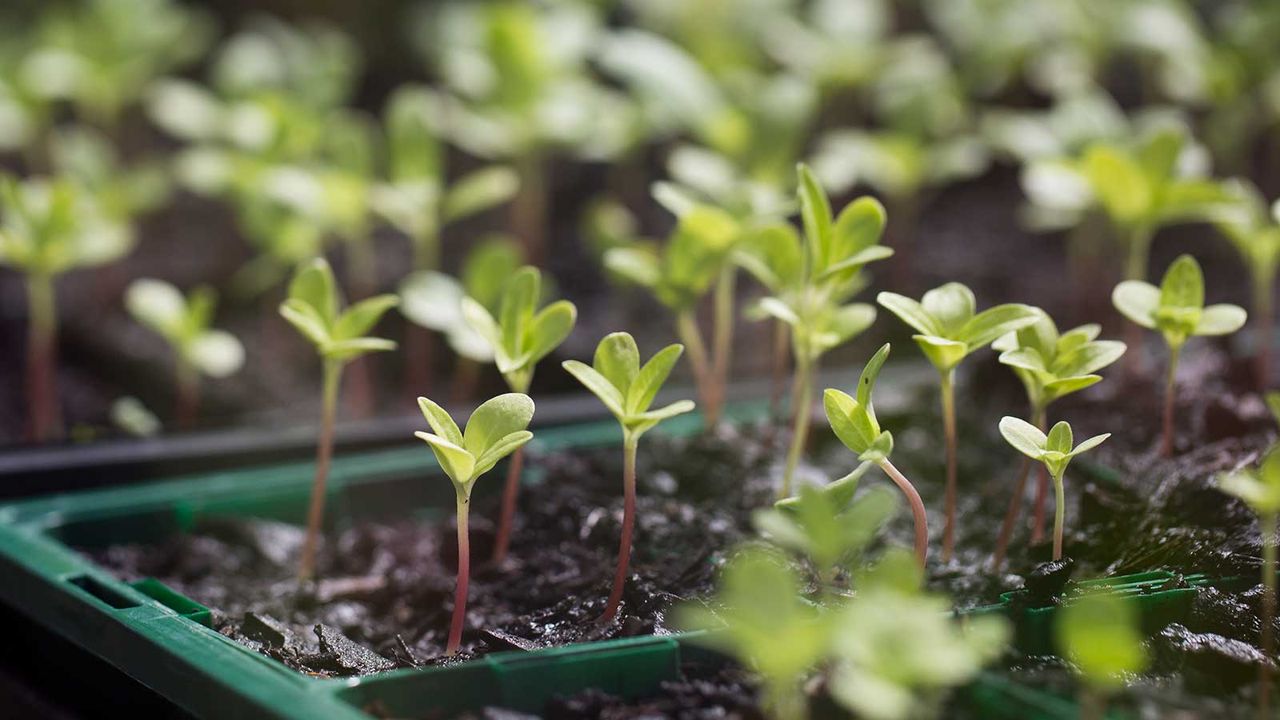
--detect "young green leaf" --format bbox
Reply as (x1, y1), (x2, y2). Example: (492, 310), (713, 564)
(414, 393), (534, 492)
(461, 265), (577, 393)
(126, 279), (245, 379)
(823, 345), (893, 463)
(878, 283), (1043, 373)
(755, 483), (898, 581)
(1218, 447), (1280, 516)
(279, 258), (398, 364)
(563, 332), (694, 439)
(993, 316), (1126, 410)
(1056, 591), (1149, 692)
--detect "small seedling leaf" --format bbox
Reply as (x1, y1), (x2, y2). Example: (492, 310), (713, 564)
(1111, 281), (1160, 328)
(333, 294), (399, 340)
(1195, 304), (1247, 336)
(626, 343), (684, 414)
(1159, 255), (1205, 311)
(473, 430), (534, 477)
(798, 164), (832, 267)
(999, 416), (1047, 459)
(418, 396), (463, 446)
(279, 299), (330, 346)
(562, 360), (626, 419)
(912, 335), (968, 373)
(415, 432), (476, 487)
(288, 258), (338, 325)
(594, 331), (641, 395)
(323, 337), (397, 361)
(189, 331), (245, 378)
(462, 393), (536, 459)
(1045, 421), (1074, 455)
(922, 283), (976, 334)
(876, 292), (940, 336)
(960, 304), (1043, 350)
(442, 166), (519, 222)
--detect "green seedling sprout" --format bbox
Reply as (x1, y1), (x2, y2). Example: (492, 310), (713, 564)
(399, 236), (523, 402)
(605, 205), (739, 427)
(755, 471), (898, 588)
(1215, 180), (1280, 389)
(563, 332), (695, 622)
(877, 284), (1042, 561)
(823, 344), (930, 567)
(415, 393), (534, 656)
(0, 175), (132, 442)
(1218, 446), (1280, 717)
(828, 549), (1010, 720)
(999, 418), (1109, 561)
(462, 266), (577, 565)
(125, 279), (245, 430)
(1112, 254), (1246, 456)
(677, 547), (828, 720)
(278, 258), (398, 581)
(738, 164), (890, 498)
(991, 316), (1126, 566)
(1056, 591), (1149, 720)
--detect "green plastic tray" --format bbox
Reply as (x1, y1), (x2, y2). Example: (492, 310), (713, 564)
(0, 407), (1216, 719)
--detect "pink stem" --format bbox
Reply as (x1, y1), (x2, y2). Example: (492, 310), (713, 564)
(600, 436), (638, 623)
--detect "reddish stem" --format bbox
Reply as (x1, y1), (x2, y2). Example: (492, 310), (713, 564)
(446, 493), (471, 656)
(298, 360), (341, 581)
(992, 456), (1033, 571)
(25, 274), (60, 443)
(600, 436), (638, 623)
(1030, 464), (1050, 544)
(175, 361), (199, 431)
(490, 447), (525, 565)
(877, 458), (929, 568)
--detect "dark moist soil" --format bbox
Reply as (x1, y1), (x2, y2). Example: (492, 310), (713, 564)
(83, 344), (1278, 715)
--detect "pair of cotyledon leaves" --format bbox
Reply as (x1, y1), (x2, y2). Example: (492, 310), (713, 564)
(461, 265), (577, 392)
(877, 282), (1044, 373)
(1112, 254), (1246, 348)
(999, 417), (1109, 480)
(993, 318), (1127, 408)
(278, 258), (399, 363)
(126, 278), (245, 379)
(562, 332), (695, 438)
(415, 393), (534, 491)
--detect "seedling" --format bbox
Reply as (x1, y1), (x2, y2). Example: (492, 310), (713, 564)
(755, 472), (897, 587)
(678, 547), (827, 720)
(999, 418), (1109, 561)
(125, 279), (245, 429)
(991, 316), (1126, 566)
(828, 549), (1010, 720)
(605, 205), (739, 426)
(738, 164), (889, 498)
(462, 266), (577, 564)
(1215, 180), (1280, 389)
(823, 344), (930, 567)
(563, 332), (695, 622)
(1218, 446), (1280, 717)
(0, 175), (132, 441)
(877, 283), (1042, 561)
(278, 258), (398, 580)
(1112, 254), (1246, 456)
(415, 393), (534, 656)
(1056, 591), (1149, 720)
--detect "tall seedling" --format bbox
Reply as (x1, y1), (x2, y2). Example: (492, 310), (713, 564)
(462, 266), (577, 564)
(991, 316), (1125, 566)
(415, 394), (533, 655)
(823, 344), (930, 567)
(279, 258), (398, 580)
(563, 332), (694, 622)
(878, 284), (1042, 561)
(1113, 255), (1246, 456)
(126, 279), (245, 429)
(606, 205), (739, 427)
(0, 176), (132, 441)
(737, 164), (890, 498)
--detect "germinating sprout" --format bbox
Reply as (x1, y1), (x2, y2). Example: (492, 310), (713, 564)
(878, 283), (1042, 561)
(605, 204), (739, 427)
(0, 174), (134, 442)
(462, 265), (576, 564)
(828, 549), (1010, 720)
(823, 344), (929, 567)
(991, 316), (1125, 566)
(739, 164), (888, 499)
(125, 279), (245, 429)
(999, 418), (1109, 561)
(1112, 254), (1246, 456)
(415, 393), (534, 656)
(563, 332), (695, 622)
(1056, 591), (1149, 720)
(279, 258), (398, 581)
(1214, 179), (1280, 389)
(1218, 446), (1280, 716)
(755, 470), (898, 587)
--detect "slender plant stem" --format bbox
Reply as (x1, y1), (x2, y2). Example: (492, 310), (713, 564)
(412, 226), (440, 272)
(1031, 462), (1051, 544)
(675, 311), (714, 427)
(994, 406), (1046, 569)
(446, 490), (471, 656)
(708, 266), (735, 426)
(780, 354), (814, 500)
(25, 273), (60, 443)
(770, 319), (790, 420)
(512, 151), (546, 265)
(174, 357), (199, 431)
(1254, 271), (1274, 391)
(1052, 471), (1066, 561)
(298, 359), (342, 581)
(1161, 346), (1181, 457)
(489, 446), (525, 565)
(1261, 511), (1276, 720)
(877, 458), (929, 568)
(601, 434), (638, 623)
(1123, 224), (1154, 377)
(940, 369), (958, 562)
